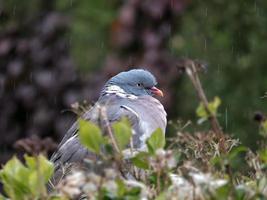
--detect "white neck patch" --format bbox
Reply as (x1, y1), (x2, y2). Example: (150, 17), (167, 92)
(106, 85), (126, 93)
(105, 85), (137, 99)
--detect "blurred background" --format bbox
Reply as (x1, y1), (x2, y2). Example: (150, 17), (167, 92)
(0, 0), (267, 164)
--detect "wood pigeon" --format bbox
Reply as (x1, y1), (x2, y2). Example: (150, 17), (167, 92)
(50, 69), (167, 185)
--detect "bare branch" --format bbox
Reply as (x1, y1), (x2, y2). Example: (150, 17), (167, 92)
(176, 58), (223, 138)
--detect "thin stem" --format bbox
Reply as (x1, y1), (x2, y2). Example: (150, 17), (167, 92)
(179, 59), (223, 137)
(99, 106), (121, 154)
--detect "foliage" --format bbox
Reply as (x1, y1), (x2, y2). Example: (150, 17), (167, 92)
(2, 117), (267, 199)
(0, 155), (54, 200)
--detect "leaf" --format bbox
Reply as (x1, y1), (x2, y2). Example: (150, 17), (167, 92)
(0, 154), (55, 199)
(259, 148), (267, 163)
(131, 152), (150, 169)
(196, 96), (221, 124)
(262, 120), (267, 132)
(126, 187), (141, 196)
(0, 156), (31, 199)
(228, 146), (247, 161)
(112, 118), (132, 152)
(196, 102), (208, 119)
(155, 192), (167, 200)
(78, 119), (104, 154)
(25, 155), (54, 183)
(24, 155), (53, 196)
(116, 180), (141, 197)
(213, 183), (231, 200)
(235, 186), (247, 200)
(146, 128), (165, 154)
(260, 120), (267, 137)
(116, 179), (126, 197)
(208, 96), (221, 115)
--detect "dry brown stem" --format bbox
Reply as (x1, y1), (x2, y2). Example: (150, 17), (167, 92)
(176, 58), (224, 139)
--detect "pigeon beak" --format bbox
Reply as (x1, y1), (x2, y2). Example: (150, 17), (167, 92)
(150, 86), (164, 97)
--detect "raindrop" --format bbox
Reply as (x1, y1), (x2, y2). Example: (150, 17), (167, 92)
(12, 82), (17, 90)
(231, 45), (234, 54)
(217, 64), (221, 74)
(254, 1), (257, 12)
(30, 72), (33, 83)
(13, 5), (16, 16)
(68, 36), (72, 48)
(225, 107), (228, 131)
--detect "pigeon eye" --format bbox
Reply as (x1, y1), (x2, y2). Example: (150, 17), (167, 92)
(137, 83), (142, 87)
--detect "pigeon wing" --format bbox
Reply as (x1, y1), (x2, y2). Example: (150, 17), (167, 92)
(49, 94), (166, 184)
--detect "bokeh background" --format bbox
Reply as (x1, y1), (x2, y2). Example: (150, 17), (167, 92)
(1, 0), (267, 164)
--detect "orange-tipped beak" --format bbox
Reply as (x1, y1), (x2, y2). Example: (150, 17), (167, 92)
(150, 86), (164, 97)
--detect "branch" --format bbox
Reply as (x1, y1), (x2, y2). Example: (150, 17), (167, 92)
(99, 106), (121, 154)
(176, 58), (223, 138)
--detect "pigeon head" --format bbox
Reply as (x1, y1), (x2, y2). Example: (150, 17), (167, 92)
(102, 69), (163, 97)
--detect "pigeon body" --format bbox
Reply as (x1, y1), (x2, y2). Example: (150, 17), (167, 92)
(50, 69), (167, 185)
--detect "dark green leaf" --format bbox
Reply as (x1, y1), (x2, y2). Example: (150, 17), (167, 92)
(228, 146), (247, 161)
(131, 152), (150, 169)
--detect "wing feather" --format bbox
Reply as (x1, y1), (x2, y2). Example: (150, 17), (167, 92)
(50, 93), (166, 185)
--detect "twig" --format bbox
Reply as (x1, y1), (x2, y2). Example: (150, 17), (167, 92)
(176, 58), (223, 137)
(99, 106), (121, 154)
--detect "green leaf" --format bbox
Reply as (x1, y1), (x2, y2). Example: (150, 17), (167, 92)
(259, 120), (267, 137)
(131, 152), (150, 169)
(0, 155), (54, 199)
(259, 148), (267, 163)
(213, 183), (231, 200)
(25, 154), (54, 183)
(263, 121), (267, 132)
(0, 157), (31, 199)
(208, 96), (221, 115)
(115, 178), (141, 198)
(234, 186), (247, 200)
(78, 119), (104, 154)
(125, 187), (141, 196)
(112, 118), (132, 152)
(116, 179), (126, 197)
(196, 102), (208, 119)
(146, 128), (165, 154)
(23, 155), (54, 196)
(228, 146), (248, 161)
(155, 192), (167, 200)
(196, 96), (221, 124)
